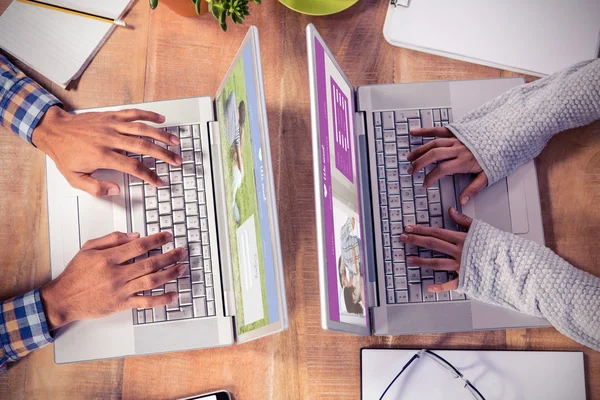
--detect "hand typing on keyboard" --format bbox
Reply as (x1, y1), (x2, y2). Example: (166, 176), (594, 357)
(32, 107), (183, 197)
(407, 127), (487, 206)
(399, 207), (472, 293)
(39, 231), (187, 331)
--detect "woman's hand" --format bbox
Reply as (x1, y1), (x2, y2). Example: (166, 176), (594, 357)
(32, 106), (183, 197)
(408, 127), (487, 206)
(399, 207), (473, 293)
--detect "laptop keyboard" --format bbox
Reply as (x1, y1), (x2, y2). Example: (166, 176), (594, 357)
(373, 108), (467, 304)
(128, 125), (217, 325)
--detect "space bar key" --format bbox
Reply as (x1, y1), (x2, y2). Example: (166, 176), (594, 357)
(129, 185), (147, 236)
(439, 176), (457, 231)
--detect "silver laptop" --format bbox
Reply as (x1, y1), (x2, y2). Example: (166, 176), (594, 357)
(46, 27), (288, 364)
(307, 24), (550, 336)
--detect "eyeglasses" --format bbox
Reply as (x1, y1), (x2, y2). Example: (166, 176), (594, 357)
(378, 349), (486, 400)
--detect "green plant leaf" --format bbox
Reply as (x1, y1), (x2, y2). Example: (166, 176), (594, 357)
(195, 0), (201, 14)
(149, 0), (158, 9)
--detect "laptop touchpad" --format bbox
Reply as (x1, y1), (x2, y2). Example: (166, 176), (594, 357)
(472, 178), (512, 232)
(78, 195), (116, 244)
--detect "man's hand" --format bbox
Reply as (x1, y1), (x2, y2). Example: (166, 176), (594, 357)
(408, 127), (487, 206)
(40, 231), (186, 331)
(32, 106), (183, 197)
(399, 207), (472, 293)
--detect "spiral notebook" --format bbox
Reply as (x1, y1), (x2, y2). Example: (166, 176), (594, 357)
(0, 0), (133, 88)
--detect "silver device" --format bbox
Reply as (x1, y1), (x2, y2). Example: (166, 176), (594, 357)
(46, 27), (288, 364)
(307, 24), (550, 336)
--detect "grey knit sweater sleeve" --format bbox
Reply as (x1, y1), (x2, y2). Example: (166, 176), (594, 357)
(446, 59), (600, 185)
(459, 220), (600, 351)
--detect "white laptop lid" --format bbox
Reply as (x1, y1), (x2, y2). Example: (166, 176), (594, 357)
(307, 24), (371, 336)
(213, 27), (288, 343)
(383, 0), (600, 77)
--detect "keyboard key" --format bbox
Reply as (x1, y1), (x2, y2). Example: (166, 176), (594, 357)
(397, 136), (409, 148)
(188, 229), (201, 242)
(147, 223), (160, 235)
(144, 184), (157, 197)
(384, 130), (395, 143)
(405, 243), (419, 255)
(408, 119), (421, 131)
(173, 210), (186, 224)
(398, 162), (410, 175)
(153, 306), (166, 322)
(395, 290), (409, 303)
(156, 163), (169, 176)
(160, 215), (173, 228)
(409, 135), (422, 145)
(386, 275), (394, 289)
(430, 203), (442, 216)
(378, 166), (386, 178)
(162, 241), (174, 254)
(170, 170), (183, 184)
(441, 109), (448, 120)
(376, 140), (384, 152)
(185, 190), (197, 203)
(179, 291), (192, 306)
(186, 202), (198, 216)
(374, 112), (382, 126)
(393, 263), (406, 276)
(428, 189), (441, 203)
(146, 209), (159, 223)
(183, 176), (196, 190)
(391, 236), (402, 249)
(203, 246), (211, 259)
(383, 233), (391, 247)
(145, 196), (158, 210)
(187, 216), (200, 229)
(434, 271), (448, 284)
(387, 289), (395, 304)
(192, 283), (206, 298)
(397, 149), (410, 162)
(395, 122), (408, 134)
(382, 112), (395, 129)
(389, 209), (402, 222)
(422, 267), (434, 278)
(167, 306), (193, 321)
(384, 143), (396, 155)
(431, 217), (443, 228)
(382, 220), (389, 233)
(433, 109), (441, 122)
(388, 182), (400, 194)
(436, 291), (450, 301)
(415, 197), (428, 211)
(137, 310), (145, 324)
(193, 297), (207, 317)
(385, 261), (393, 274)
(385, 155), (397, 168)
(408, 283), (422, 302)
(451, 290), (466, 301)
(414, 186), (427, 197)
(175, 237), (187, 249)
(381, 207), (389, 220)
(200, 218), (209, 231)
(179, 125), (192, 138)
(204, 259), (212, 273)
(190, 242), (201, 256)
(420, 109), (434, 128)
(392, 249), (404, 262)
(181, 138), (193, 151)
(404, 214), (416, 226)
(384, 247), (392, 261)
(389, 195), (401, 208)
(408, 269), (421, 283)
(191, 269), (204, 284)
(158, 188), (170, 202)
(205, 273), (213, 287)
(413, 171), (425, 184)
(380, 192), (388, 206)
(386, 169), (399, 182)
(199, 205), (207, 218)
(422, 280), (436, 302)
(394, 276), (408, 290)
(158, 202), (172, 215)
(419, 250), (432, 259)
(400, 175), (412, 188)
(402, 202), (415, 214)
(375, 126), (382, 139)
(172, 197), (185, 210)
(129, 185), (146, 236)
(390, 222), (403, 235)
(416, 210), (429, 223)
(396, 110), (420, 121)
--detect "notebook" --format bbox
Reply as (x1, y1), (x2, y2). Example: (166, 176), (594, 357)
(0, 0), (133, 88)
(361, 348), (586, 400)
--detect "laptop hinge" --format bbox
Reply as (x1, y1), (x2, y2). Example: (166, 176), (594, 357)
(208, 119), (237, 318)
(355, 111), (379, 309)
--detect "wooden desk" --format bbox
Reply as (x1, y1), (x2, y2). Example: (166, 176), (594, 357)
(1, 1), (598, 398)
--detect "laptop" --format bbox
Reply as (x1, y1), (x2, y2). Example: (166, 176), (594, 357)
(46, 27), (288, 364)
(306, 24), (551, 336)
(383, 0), (600, 77)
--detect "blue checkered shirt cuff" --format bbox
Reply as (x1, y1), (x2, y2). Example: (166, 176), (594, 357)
(0, 289), (54, 374)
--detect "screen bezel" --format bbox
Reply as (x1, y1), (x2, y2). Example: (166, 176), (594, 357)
(306, 24), (371, 336)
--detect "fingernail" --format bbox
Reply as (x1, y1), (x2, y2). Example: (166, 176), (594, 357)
(178, 248), (188, 259)
(460, 196), (469, 206)
(127, 232), (140, 238)
(450, 206), (457, 214)
(405, 225), (414, 233)
(407, 153), (414, 161)
(400, 234), (408, 241)
(158, 114), (166, 123)
(170, 135), (180, 145)
(164, 232), (173, 241)
(107, 187), (119, 196)
(407, 256), (415, 265)
(407, 165), (413, 174)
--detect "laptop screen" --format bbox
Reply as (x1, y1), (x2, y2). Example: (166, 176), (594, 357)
(214, 28), (287, 340)
(308, 25), (370, 333)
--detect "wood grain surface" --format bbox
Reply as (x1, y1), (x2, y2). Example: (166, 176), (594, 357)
(0, 0), (598, 399)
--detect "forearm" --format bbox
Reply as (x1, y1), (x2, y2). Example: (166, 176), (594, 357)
(458, 220), (600, 351)
(0, 54), (62, 144)
(0, 289), (54, 375)
(447, 59), (600, 185)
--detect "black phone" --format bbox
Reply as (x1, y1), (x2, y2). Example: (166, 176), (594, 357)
(181, 390), (232, 400)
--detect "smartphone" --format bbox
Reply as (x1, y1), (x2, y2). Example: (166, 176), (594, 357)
(180, 390), (232, 400)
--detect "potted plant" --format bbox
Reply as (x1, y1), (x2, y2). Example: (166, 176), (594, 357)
(149, 0), (260, 31)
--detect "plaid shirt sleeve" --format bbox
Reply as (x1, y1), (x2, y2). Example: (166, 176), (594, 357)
(0, 54), (62, 144)
(0, 289), (54, 375)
